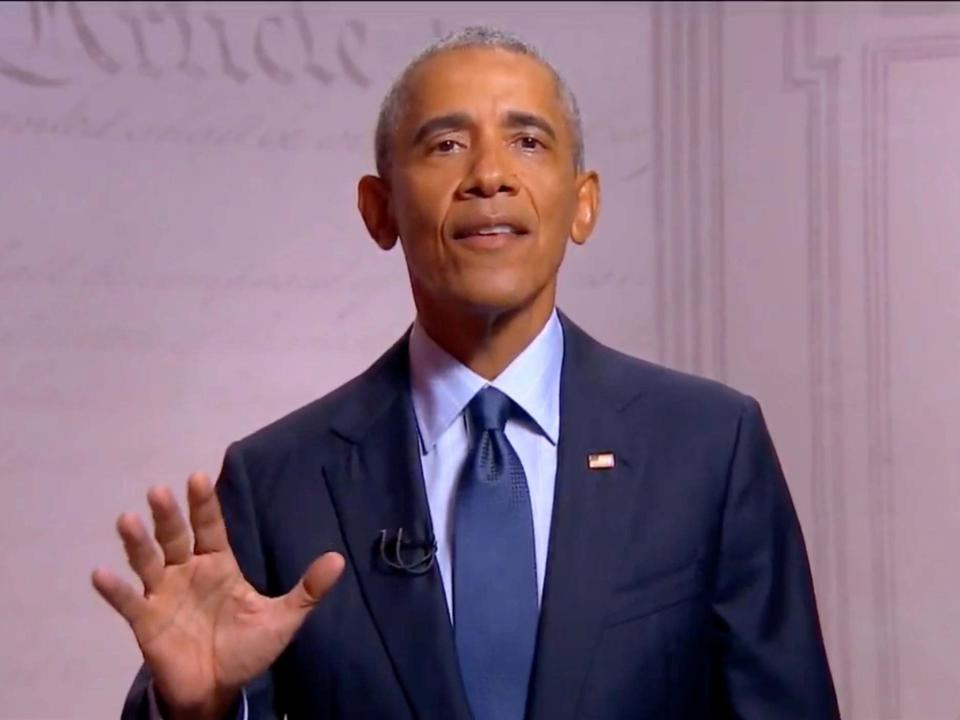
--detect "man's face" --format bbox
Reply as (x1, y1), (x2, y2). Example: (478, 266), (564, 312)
(381, 47), (597, 318)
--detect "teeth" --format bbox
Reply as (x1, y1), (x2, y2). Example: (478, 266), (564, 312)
(474, 225), (516, 235)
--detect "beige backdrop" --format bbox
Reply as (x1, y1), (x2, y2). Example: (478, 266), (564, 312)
(1, 2), (957, 718)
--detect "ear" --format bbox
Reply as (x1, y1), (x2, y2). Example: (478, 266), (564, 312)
(357, 175), (399, 250)
(569, 170), (600, 246)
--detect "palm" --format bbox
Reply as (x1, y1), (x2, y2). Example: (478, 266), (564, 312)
(136, 553), (262, 706)
(93, 474), (343, 720)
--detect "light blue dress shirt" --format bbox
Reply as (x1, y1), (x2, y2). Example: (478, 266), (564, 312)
(409, 309), (563, 616)
(151, 309), (563, 718)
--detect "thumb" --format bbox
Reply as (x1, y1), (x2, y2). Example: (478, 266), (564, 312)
(282, 551), (345, 616)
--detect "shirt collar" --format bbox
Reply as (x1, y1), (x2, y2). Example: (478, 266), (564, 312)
(409, 309), (564, 453)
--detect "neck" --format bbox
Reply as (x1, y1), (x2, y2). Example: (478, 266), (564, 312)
(414, 292), (556, 381)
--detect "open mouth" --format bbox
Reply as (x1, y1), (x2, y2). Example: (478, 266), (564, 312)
(451, 222), (531, 243)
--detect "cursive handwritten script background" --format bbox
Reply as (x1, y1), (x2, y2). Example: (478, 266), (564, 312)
(2, 2), (959, 718)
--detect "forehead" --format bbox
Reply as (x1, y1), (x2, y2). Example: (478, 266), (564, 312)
(401, 47), (565, 124)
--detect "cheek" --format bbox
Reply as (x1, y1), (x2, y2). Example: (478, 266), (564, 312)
(395, 176), (456, 239)
(392, 183), (452, 278)
(527, 179), (577, 243)
(393, 182), (426, 229)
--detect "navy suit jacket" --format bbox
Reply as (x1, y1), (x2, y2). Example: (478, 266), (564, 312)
(122, 313), (840, 719)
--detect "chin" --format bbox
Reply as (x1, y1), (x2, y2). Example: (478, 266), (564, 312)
(447, 276), (543, 317)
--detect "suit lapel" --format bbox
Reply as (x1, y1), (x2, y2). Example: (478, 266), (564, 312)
(323, 337), (472, 720)
(526, 316), (651, 720)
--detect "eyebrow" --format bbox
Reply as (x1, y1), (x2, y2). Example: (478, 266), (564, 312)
(411, 113), (472, 147)
(410, 110), (558, 147)
(503, 110), (557, 142)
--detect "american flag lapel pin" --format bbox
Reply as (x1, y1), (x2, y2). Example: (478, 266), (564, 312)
(587, 452), (616, 470)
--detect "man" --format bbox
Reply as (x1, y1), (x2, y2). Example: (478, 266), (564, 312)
(93, 26), (840, 720)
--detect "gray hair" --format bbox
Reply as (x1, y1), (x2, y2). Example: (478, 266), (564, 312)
(374, 26), (585, 178)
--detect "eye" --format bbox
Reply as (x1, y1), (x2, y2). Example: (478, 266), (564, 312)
(515, 135), (544, 151)
(432, 138), (463, 154)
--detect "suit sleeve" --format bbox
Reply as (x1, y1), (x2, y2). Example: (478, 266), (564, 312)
(118, 443), (279, 720)
(711, 397), (841, 719)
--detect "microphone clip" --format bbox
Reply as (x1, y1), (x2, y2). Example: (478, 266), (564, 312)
(378, 527), (437, 576)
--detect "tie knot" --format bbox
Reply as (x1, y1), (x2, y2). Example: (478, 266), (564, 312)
(467, 386), (513, 432)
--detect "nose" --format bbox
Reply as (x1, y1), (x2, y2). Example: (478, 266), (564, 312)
(456, 137), (519, 199)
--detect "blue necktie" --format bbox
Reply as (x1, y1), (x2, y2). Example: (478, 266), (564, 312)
(454, 386), (539, 720)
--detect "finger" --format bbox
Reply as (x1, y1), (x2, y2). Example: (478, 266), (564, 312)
(187, 473), (230, 554)
(148, 485), (192, 565)
(117, 512), (164, 593)
(91, 567), (147, 626)
(262, 553), (344, 660)
(282, 552), (345, 615)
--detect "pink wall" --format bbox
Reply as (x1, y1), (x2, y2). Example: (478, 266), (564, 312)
(1, 2), (957, 717)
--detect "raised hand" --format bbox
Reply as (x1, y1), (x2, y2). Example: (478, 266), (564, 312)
(92, 473), (344, 720)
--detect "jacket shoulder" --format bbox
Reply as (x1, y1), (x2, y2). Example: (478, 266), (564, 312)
(587, 336), (755, 417)
(229, 331), (409, 463)
(232, 374), (361, 458)
(561, 312), (754, 417)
